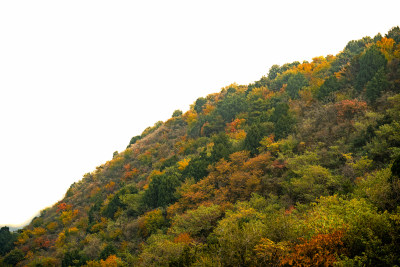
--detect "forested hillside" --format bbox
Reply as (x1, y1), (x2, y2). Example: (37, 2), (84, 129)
(2, 27), (400, 266)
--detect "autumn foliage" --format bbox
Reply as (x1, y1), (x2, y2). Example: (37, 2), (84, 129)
(2, 27), (400, 266)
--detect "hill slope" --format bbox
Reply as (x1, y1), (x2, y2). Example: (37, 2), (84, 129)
(2, 27), (400, 266)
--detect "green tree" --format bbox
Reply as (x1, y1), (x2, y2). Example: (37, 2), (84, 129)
(143, 173), (180, 209)
(0, 227), (17, 256)
(3, 249), (24, 266)
(386, 26), (400, 43)
(366, 67), (389, 103)
(286, 72), (309, 99)
(172, 109), (183, 117)
(170, 205), (223, 239)
(244, 124), (272, 156)
(210, 132), (232, 162)
(356, 46), (387, 91)
(216, 92), (247, 123)
(194, 97), (207, 114)
(99, 244), (117, 260)
(181, 152), (211, 182)
(317, 76), (341, 102)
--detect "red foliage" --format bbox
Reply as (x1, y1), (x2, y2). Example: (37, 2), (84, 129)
(56, 202), (72, 213)
(335, 99), (367, 122)
(34, 236), (52, 249)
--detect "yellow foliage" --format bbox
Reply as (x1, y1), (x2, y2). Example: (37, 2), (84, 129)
(25, 250), (34, 260)
(60, 209), (79, 225)
(394, 43), (400, 59)
(32, 227), (46, 236)
(55, 232), (66, 248)
(149, 169), (165, 178)
(90, 217), (108, 233)
(183, 110), (198, 125)
(178, 158), (191, 170)
(254, 238), (288, 265)
(202, 103), (215, 115)
(377, 37), (396, 61)
(228, 129), (246, 140)
(259, 135), (275, 151)
(46, 221), (58, 231)
(68, 227), (79, 234)
(16, 230), (31, 245)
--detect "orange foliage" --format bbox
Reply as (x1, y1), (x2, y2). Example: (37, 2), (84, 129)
(335, 99), (367, 122)
(123, 163), (139, 181)
(105, 181), (116, 192)
(34, 236), (52, 249)
(377, 37), (396, 61)
(202, 103), (215, 115)
(85, 254), (123, 267)
(175, 151), (272, 211)
(280, 230), (346, 266)
(226, 118), (246, 133)
(57, 202), (72, 213)
(67, 227), (79, 234)
(174, 233), (194, 244)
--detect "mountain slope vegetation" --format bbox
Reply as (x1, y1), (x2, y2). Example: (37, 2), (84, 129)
(2, 27), (400, 266)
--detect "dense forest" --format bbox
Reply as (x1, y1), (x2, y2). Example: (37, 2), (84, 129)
(2, 27), (400, 266)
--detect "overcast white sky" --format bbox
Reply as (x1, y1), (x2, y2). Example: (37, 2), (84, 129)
(0, 0), (399, 226)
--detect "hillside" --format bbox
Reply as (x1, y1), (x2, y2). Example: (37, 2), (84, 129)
(1, 27), (400, 266)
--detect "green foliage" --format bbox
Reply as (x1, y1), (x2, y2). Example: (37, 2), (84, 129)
(172, 109), (182, 117)
(143, 173), (181, 209)
(244, 123), (273, 155)
(356, 46), (387, 91)
(102, 184), (138, 219)
(194, 97), (207, 114)
(181, 152), (211, 182)
(213, 206), (267, 266)
(317, 76), (341, 102)
(127, 135), (141, 148)
(386, 26), (400, 43)
(61, 250), (88, 267)
(216, 91), (247, 122)
(0, 227), (17, 256)
(269, 102), (295, 139)
(210, 132), (232, 162)
(305, 196), (397, 266)
(391, 155), (400, 178)
(170, 205), (223, 238)
(286, 72), (309, 99)
(138, 234), (194, 267)
(159, 155), (178, 171)
(366, 67), (389, 103)
(353, 167), (396, 210)
(3, 249), (24, 266)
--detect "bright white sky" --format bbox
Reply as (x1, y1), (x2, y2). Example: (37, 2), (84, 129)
(0, 0), (399, 226)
